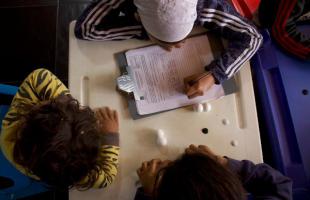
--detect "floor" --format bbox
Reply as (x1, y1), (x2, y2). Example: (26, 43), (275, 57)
(0, 0), (92, 199)
(0, 0), (91, 86)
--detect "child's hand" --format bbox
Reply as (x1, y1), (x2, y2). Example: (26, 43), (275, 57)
(184, 72), (215, 99)
(185, 144), (228, 166)
(137, 159), (171, 195)
(148, 33), (186, 52)
(95, 107), (119, 134)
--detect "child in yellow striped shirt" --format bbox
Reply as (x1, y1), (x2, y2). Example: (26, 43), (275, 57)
(0, 68), (119, 189)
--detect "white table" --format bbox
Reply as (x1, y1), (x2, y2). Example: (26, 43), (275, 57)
(68, 21), (263, 200)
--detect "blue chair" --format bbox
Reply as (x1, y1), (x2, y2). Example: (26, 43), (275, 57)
(251, 30), (310, 200)
(0, 83), (49, 200)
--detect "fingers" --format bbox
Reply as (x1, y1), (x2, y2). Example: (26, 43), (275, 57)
(95, 107), (119, 133)
(186, 84), (204, 99)
(137, 161), (149, 177)
(184, 74), (197, 85)
(188, 90), (203, 99)
(185, 144), (212, 155)
(160, 44), (173, 52)
(158, 41), (183, 51)
(149, 159), (161, 171)
(113, 110), (119, 124)
(95, 107), (107, 120)
(184, 74), (203, 96)
(137, 159), (163, 174)
(96, 107), (118, 120)
(102, 107), (110, 119)
(175, 43), (182, 48)
(198, 145), (211, 153)
(186, 85), (197, 97)
(160, 160), (171, 168)
(185, 144), (199, 154)
(188, 92), (203, 99)
(184, 73), (216, 99)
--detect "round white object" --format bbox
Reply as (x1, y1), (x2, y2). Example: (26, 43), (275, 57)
(203, 103), (212, 112)
(193, 103), (204, 112)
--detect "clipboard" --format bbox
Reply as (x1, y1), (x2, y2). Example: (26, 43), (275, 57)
(116, 34), (237, 120)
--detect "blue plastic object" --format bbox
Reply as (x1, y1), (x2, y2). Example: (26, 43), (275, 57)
(251, 30), (310, 200)
(0, 84), (49, 200)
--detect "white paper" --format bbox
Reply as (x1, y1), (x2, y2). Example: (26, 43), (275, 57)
(125, 35), (225, 115)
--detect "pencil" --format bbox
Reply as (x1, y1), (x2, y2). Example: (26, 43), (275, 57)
(188, 72), (211, 86)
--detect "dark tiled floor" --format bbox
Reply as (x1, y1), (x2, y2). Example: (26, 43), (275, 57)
(0, 0), (91, 86)
(55, 1), (90, 83)
(0, 0), (91, 199)
(0, 5), (57, 85)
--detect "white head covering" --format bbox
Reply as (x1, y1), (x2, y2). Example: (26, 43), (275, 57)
(134, 0), (198, 43)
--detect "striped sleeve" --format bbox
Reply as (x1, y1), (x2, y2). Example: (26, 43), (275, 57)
(75, 0), (144, 41)
(2, 68), (69, 127)
(271, 0), (310, 60)
(88, 145), (120, 188)
(198, 1), (262, 83)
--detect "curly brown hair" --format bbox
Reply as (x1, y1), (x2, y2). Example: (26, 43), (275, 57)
(13, 95), (106, 190)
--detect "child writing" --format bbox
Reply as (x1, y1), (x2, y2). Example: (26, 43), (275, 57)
(134, 144), (292, 200)
(75, 0), (262, 99)
(0, 68), (119, 189)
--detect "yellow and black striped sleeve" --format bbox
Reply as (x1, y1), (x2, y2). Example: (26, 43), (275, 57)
(91, 145), (120, 188)
(2, 68), (69, 127)
(78, 131), (119, 189)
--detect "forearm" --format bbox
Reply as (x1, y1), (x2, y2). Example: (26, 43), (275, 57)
(206, 23), (262, 83)
(91, 144), (120, 188)
(199, 3), (262, 83)
(75, 0), (144, 41)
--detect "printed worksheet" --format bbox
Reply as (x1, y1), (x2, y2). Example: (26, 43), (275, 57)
(125, 35), (225, 115)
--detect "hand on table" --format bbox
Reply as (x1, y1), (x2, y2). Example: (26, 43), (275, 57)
(185, 144), (228, 166)
(95, 107), (119, 134)
(184, 72), (215, 99)
(137, 159), (171, 195)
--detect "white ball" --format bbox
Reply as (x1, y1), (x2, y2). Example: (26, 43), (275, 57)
(193, 103), (204, 112)
(204, 103), (212, 112)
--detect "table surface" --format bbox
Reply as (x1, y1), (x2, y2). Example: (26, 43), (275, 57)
(68, 21), (263, 200)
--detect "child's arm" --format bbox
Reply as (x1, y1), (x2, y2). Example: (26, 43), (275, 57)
(199, 0), (263, 84)
(227, 158), (293, 199)
(75, 0), (145, 41)
(91, 145), (120, 188)
(88, 107), (120, 188)
(2, 68), (69, 127)
(271, 0), (310, 59)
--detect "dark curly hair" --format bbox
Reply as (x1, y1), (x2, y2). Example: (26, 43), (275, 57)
(155, 153), (246, 200)
(13, 95), (106, 190)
